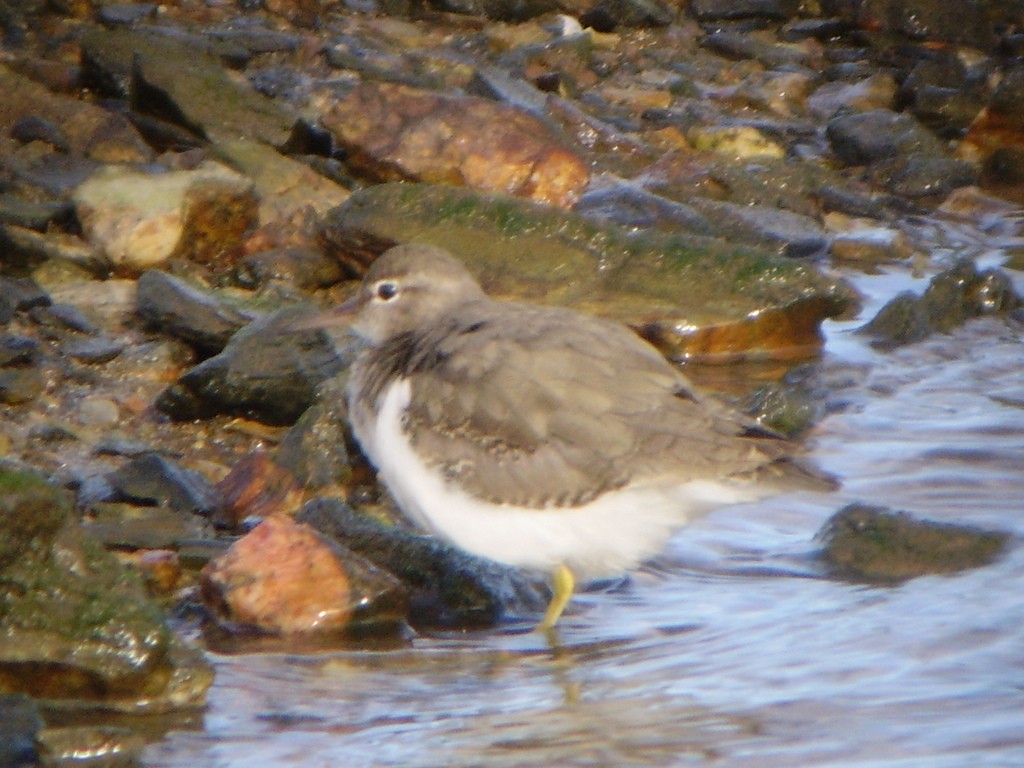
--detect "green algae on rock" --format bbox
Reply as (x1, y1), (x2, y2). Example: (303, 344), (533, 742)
(818, 503), (1011, 583)
(319, 183), (855, 361)
(0, 468), (212, 712)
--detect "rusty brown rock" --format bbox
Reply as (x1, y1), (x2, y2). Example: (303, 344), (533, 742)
(201, 515), (406, 635)
(322, 81), (589, 208)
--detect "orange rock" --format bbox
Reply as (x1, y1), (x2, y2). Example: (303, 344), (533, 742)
(323, 81), (589, 208)
(215, 450), (303, 529)
(201, 515), (353, 634)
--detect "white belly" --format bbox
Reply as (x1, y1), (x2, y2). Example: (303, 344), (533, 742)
(352, 378), (754, 580)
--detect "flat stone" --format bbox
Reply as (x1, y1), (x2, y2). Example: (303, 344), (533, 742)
(106, 453), (222, 517)
(319, 183), (855, 361)
(136, 270), (252, 355)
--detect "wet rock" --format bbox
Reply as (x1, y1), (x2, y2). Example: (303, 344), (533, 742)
(275, 375), (357, 494)
(201, 514), (407, 635)
(821, 0), (1011, 50)
(136, 270), (252, 355)
(578, 0), (674, 29)
(0, 276), (50, 318)
(97, 2), (157, 26)
(321, 81), (590, 209)
(898, 50), (990, 137)
(425, 0), (557, 21)
(30, 302), (98, 335)
(806, 74), (898, 119)
(700, 31), (817, 70)
(73, 162), (258, 274)
(689, 198), (829, 258)
(80, 501), (208, 552)
(826, 108), (944, 166)
(106, 453), (222, 517)
(0, 468), (212, 711)
(234, 246), (346, 291)
(214, 450), (304, 529)
(120, 30), (298, 147)
(858, 259), (1021, 348)
(320, 182), (854, 361)
(0, 334), (38, 366)
(212, 139), (350, 246)
(575, 183), (713, 236)
(466, 64), (552, 114)
(75, 394), (121, 425)
(37, 725), (145, 767)
(687, 125), (785, 159)
(0, 224), (107, 276)
(825, 215), (916, 265)
(0, 194), (73, 231)
(818, 503), (1010, 583)
(874, 154), (978, 200)
(689, 0), (799, 21)
(0, 333), (43, 404)
(0, 63), (153, 163)
(298, 497), (549, 628)
(156, 307), (347, 425)
(0, 694), (42, 768)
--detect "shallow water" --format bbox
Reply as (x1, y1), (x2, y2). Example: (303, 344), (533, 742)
(145, 261), (1024, 768)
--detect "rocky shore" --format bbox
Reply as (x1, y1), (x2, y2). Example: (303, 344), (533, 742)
(1, 0), (1022, 761)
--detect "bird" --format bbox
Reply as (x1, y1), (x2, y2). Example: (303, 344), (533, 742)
(311, 243), (831, 629)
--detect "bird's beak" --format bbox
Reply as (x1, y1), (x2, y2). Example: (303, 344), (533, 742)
(291, 293), (363, 332)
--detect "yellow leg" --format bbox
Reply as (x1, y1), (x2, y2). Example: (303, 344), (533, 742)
(539, 563), (575, 630)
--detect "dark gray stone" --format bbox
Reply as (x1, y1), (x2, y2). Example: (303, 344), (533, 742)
(826, 108), (943, 166)
(690, 0), (799, 21)
(136, 270), (251, 355)
(106, 453), (222, 516)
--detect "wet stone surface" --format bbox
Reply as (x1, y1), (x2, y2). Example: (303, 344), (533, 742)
(1, 0), (1024, 761)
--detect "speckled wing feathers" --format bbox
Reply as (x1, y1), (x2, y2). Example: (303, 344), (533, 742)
(369, 299), (793, 509)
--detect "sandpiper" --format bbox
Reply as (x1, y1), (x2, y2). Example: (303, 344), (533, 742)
(316, 244), (830, 628)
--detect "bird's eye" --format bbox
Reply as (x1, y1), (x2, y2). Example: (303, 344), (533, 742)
(375, 281), (398, 301)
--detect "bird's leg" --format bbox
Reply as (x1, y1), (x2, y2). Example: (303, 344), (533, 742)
(539, 563), (575, 630)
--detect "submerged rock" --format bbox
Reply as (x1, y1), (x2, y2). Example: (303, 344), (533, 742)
(320, 182), (855, 361)
(818, 503), (1011, 583)
(858, 259), (1021, 348)
(0, 468), (212, 712)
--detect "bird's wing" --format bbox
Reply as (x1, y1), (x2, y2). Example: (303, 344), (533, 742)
(403, 302), (791, 509)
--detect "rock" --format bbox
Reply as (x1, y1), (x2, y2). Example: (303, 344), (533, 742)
(234, 246), (347, 291)
(0, 224), (107, 276)
(873, 154), (978, 200)
(858, 259), (1021, 348)
(806, 74), (898, 119)
(214, 450), (304, 529)
(73, 162), (259, 274)
(76, 394), (121, 425)
(212, 139), (350, 242)
(689, 0), (799, 20)
(84, 29), (299, 147)
(0, 694), (42, 766)
(578, 0), (674, 29)
(826, 108), (945, 166)
(700, 31), (817, 70)
(899, 50), (990, 137)
(136, 270), (252, 355)
(156, 307), (347, 425)
(687, 125), (786, 159)
(818, 503), (1010, 583)
(0, 194), (73, 231)
(298, 498), (549, 628)
(0, 276), (50, 318)
(575, 183), (713, 236)
(201, 514), (407, 635)
(80, 502), (208, 552)
(321, 81), (590, 209)
(106, 453), (222, 517)
(424, 0), (557, 21)
(320, 182), (855, 361)
(689, 198), (829, 257)
(0, 335), (38, 367)
(0, 468), (212, 711)
(275, 375), (357, 494)
(820, 0), (1011, 50)
(0, 63), (153, 163)
(0, 367), (43, 405)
